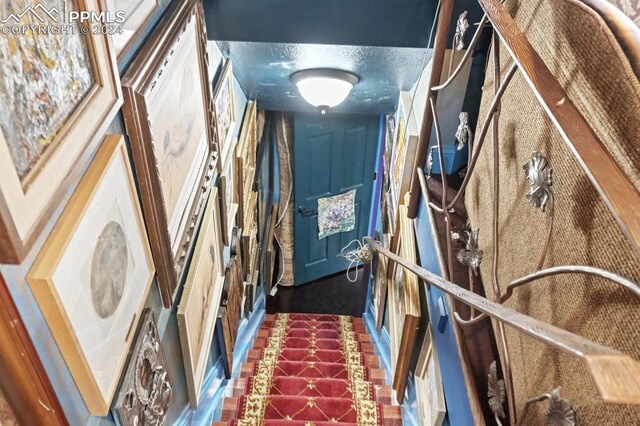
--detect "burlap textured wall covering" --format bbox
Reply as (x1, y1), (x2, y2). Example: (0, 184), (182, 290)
(466, 0), (640, 424)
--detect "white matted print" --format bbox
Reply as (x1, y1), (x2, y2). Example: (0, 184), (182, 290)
(27, 135), (154, 416)
(178, 185), (226, 407)
(145, 18), (209, 255)
(213, 59), (236, 165)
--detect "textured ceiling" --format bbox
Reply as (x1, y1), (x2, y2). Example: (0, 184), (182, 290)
(216, 41), (431, 114)
(204, 0), (483, 113)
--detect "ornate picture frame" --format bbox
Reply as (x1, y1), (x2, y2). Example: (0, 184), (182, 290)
(121, 0), (217, 307)
(389, 91), (419, 219)
(388, 203), (421, 403)
(27, 135), (155, 416)
(113, 309), (173, 426)
(177, 185), (226, 408)
(212, 59), (237, 168)
(236, 101), (258, 226)
(220, 137), (239, 246)
(0, 1), (121, 264)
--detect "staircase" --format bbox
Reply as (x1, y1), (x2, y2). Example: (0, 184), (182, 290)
(216, 313), (403, 425)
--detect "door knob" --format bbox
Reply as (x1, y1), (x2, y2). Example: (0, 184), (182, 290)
(297, 206), (317, 217)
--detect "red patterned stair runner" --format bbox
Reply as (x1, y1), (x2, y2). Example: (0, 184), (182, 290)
(217, 313), (402, 426)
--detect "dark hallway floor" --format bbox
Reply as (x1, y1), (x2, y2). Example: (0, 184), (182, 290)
(266, 265), (370, 317)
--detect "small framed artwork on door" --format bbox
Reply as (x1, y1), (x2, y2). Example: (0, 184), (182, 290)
(27, 135), (155, 416)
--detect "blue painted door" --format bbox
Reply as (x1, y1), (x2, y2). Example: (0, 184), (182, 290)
(294, 114), (380, 285)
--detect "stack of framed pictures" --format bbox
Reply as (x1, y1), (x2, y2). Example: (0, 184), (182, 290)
(177, 186), (226, 408)
(219, 253), (244, 378)
(388, 201), (421, 403)
(121, 0), (217, 308)
(219, 137), (239, 246)
(27, 135), (155, 416)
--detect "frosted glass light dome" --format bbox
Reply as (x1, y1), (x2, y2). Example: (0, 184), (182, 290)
(292, 69), (359, 111)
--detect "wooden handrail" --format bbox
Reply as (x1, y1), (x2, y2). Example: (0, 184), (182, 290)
(364, 237), (640, 405)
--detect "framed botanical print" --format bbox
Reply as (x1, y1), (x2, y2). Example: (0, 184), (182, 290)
(220, 138), (239, 246)
(415, 327), (446, 426)
(388, 203), (421, 403)
(105, 0), (160, 61)
(213, 59), (237, 166)
(0, 1), (122, 264)
(236, 101), (258, 225)
(389, 91), (419, 217)
(122, 0), (217, 307)
(27, 135), (155, 416)
(177, 186), (225, 408)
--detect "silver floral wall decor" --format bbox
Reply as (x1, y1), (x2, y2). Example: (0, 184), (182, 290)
(546, 388), (575, 426)
(455, 112), (472, 151)
(457, 221), (483, 275)
(488, 361), (506, 422)
(114, 309), (173, 426)
(454, 11), (470, 50)
(523, 152), (553, 213)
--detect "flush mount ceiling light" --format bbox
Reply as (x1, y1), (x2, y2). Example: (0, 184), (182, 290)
(291, 69), (359, 114)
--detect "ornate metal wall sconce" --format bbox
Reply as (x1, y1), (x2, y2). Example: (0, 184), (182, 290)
(488, 361), (507, 425)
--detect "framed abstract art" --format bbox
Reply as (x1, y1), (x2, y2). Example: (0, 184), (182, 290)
(388, 203), (421, 403)
(122, 0), (217, 307)
(27, 135), (155, 416)
(212, 59), (237, 166)
(177, 185), (226, 408)
(0, 0), (121, 264)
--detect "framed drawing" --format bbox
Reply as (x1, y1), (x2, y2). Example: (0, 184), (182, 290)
(236, 101), (257, 225)
(122, 0), (217, 307)
(373, 234), (390, 332)
(177, 185), (225, 408)
(105, 0), (160, 61)
(389, 91), (419, 217)
(220, 254), (243, 378)
(220, 138), (239, 246)
(27, 135), (155, 416)
(113, 309), (172, 426)
(415, 327), (446, 426)
(212, 59), (237, 166)
(388, 203), (421, 403)
(0, 1), (121, 264)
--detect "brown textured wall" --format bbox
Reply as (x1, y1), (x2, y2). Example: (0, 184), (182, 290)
(465, 0), (640, 424)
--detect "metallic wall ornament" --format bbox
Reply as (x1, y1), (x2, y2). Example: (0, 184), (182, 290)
(455, 112), (473, 151)
(517, 387), (575, 426)
(454, 11), (470, 50)
(114, 309), (173, 426)
(546, 388), (575, 426)
(523, 152), (553, 213)
(457, 221), (483, 275)
(488, 361), (506, 424)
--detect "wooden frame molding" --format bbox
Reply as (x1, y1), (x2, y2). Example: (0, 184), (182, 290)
(0, 274), (67, 425)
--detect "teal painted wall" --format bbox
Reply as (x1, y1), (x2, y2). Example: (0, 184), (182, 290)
(0, 4), (248, 424)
